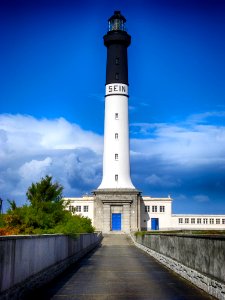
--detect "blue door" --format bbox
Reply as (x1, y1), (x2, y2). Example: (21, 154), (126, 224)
(151, 218), (159, 230)
(112, 213), (122, 231)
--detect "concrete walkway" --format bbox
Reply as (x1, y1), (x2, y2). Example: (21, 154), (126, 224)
(33, 234), (214, 300)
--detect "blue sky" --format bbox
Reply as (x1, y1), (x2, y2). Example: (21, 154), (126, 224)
(0, 0), (225, 214)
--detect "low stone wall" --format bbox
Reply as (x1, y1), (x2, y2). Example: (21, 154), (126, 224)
(0, 232), (102, 299)
(132, 233), (225, 300)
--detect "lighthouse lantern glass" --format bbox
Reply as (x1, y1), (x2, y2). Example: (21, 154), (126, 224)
(108, 18), (125, 31)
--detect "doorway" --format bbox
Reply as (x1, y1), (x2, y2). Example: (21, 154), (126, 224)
(151, 218), (159, 230)
(112, 213), (122, 231)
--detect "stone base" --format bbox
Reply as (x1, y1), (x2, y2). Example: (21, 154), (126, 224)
(93, 189), (141, 233)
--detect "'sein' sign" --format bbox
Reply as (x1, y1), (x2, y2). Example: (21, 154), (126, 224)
(106, 84), (128, 96)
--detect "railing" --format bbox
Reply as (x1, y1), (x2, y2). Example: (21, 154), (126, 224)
(132, 233), (225, 300)
(0, 232), (102, 300)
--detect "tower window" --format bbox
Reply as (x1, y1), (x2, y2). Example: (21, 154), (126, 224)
(115, 174), (118, 181)
(115, 113), (119, 119)
(115, 57), (120, 65)
(115, 153), (118, 160)
(115, 133), (118, 139)
(115, 73), (119, 80)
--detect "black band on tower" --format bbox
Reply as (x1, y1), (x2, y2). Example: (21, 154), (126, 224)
(103, 11), (131, 85)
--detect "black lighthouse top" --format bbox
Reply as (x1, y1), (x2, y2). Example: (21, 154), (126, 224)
(104, 11), (131, 85)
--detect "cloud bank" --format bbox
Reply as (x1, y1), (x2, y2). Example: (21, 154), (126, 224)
(130, 112), (225, 213)
(0, 112), (225, 213)
(0, 114), (103, 208)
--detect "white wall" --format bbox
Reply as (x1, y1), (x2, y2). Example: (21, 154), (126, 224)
(64, 196), (225, 231)
(64, 197), (94, 223)
(171, 214), (225, 230)
(141, 197), (172, 230)
(141, 198), (225, 230)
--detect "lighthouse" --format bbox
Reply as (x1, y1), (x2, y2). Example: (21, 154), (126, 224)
(98, 10), (135, 190)
(94, 11), (141, 233)
(65, 12), (225, 234)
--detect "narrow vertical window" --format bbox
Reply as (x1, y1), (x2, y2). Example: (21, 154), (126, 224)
(115, 57), (120, 65)
(152, 206), (157, 212)
(145, 206), (150, 212)
(115, 174), (118, 181)
(115, 73), (119, 80)
(76, 206), (81, 212)
(115, 153), (118, 160)
(115, 133), (118, 139)
(115, 113), (118, 119)
(83, 206), (89, 212)
(160, 206), (165, 213)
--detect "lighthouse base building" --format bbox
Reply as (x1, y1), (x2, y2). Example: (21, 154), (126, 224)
(65, 194), (225, 232)
(93, 189), (141, 233)
(65, 11), (225, 232)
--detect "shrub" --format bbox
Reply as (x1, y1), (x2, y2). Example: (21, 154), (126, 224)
(0, 176), (94, 235)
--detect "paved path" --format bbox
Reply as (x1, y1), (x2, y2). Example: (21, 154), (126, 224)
(33, 234), (214, 300)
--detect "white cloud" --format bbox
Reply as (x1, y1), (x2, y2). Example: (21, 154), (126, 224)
(193, 194), (210, 203)
(129, 105), (136, 111)
(187, 111), (225, 124)
(145, 174), (181, 187)
(129, 114), (225, 212)
(0, 112), (224, 213)
(130, 118), (225, 166)
(175, 194), (188, 202)
(0, 114), (103, 207)
(0, 114), (102, 155)
(19, 157), (52, 181)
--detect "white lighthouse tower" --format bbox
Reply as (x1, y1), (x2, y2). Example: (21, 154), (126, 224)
(94, 11), (141, 233)
(98, 11), (135, 190)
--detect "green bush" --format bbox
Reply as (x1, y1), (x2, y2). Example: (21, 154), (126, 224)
(1, 176), (94, 235)
(0, 214), (5, 227)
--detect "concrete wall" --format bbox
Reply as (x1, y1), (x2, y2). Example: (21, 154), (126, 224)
(0, 233), (102, 299)
(133, 233), (225, 300)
